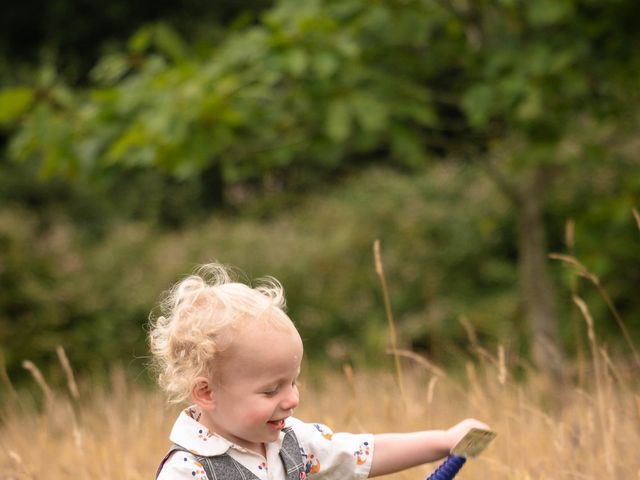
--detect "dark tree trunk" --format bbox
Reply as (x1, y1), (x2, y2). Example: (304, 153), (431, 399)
(516, 169), (565, 380)
(483, 160), (565, 380)
(200, 161), (226, 209)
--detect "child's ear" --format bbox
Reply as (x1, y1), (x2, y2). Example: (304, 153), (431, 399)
(192, 377), (216, 411)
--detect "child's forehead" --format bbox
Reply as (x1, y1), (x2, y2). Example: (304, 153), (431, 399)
(237, 314), (300, 344)
(237, 305), (295, 331)
(229, 319), (302, 358)
(217, 322), (303, 384)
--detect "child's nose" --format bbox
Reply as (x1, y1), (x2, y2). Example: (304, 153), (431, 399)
(281, 385), (299, 411)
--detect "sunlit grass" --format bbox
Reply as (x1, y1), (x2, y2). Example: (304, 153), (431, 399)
(2, 240), (638, 479)
(1, 344), (638, 479)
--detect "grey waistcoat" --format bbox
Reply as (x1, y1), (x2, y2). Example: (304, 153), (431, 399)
(156, 427), (305, 480)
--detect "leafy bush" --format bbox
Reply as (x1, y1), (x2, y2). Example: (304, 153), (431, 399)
(1, 162), (638, 391)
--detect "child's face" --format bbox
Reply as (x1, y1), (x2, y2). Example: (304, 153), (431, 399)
(204, 318), (303, 454)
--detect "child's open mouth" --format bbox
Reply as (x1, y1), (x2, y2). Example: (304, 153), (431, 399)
(267, 419), (285, 429)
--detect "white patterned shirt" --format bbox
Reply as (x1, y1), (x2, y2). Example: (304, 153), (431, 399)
(156, 407), (374, 480)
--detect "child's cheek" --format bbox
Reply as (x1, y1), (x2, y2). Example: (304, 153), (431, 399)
(244, 401), (273, 424)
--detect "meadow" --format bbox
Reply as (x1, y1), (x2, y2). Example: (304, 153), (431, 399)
(1, 1), (639, 477)
(1, 331), (638, 480)
(2, 228), (639, 479)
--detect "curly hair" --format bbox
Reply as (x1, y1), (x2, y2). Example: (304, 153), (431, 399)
(148, 262), (291, 403)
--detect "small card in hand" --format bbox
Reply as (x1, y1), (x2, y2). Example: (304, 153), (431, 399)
(451, 428), (496, 458)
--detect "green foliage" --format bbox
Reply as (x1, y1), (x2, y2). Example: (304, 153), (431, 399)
(1, 161), (638, 388)
(0, 87), (34, 126)
(4, 0), (639, 187)
(1, 0), (640, 385)
(0, 165), (521, 386)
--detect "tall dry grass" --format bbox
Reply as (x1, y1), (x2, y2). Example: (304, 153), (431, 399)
(2, 234), (639, 479)
(0, 336), (638, 479)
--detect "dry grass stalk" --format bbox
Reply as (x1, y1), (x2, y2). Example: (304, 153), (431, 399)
(21, 360), (53, 405)
(459, 315), (480, 347)
(70, 404), (85, 453)
(340, 364), (357, 425)
(459, 316), (497, 366)
(497, 345), (507, 386)
(551, 253), (640, 368)
(599, 348), (627, 392)
(564, 219), (575, 250)
(563, 219), (586, 387)
(426, 376), (439, 405)
(633, 207), (640, 230)
(572, 295), (615, 476)
(6, 449), (35, 479)
(385, 348), (445, 378)
(1, 360), (639, 479)
(373, 239), (407, 409)
(465, 361), (486, 408)
(342, 363), (356, 397)
(56, 345), (80, 401)
(572, 296), (600, 378)
(0, 353), (18, 401)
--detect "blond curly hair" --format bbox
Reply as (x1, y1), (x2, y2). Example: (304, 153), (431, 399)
(148, 262), (291, 403)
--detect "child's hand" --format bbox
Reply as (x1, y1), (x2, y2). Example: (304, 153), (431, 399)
(369, 419), (492, 476)
(446, 418), (490, 451)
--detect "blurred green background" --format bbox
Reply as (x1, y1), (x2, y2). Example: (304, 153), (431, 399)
(1, 0), (639, 393)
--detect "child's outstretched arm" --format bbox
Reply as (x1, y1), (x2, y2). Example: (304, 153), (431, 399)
(369, 419), (489, 477)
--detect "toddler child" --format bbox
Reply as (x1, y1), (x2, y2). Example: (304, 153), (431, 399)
(150, 262), (489, 479)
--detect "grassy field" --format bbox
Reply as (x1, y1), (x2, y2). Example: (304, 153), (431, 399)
(1, 343), (638, 480)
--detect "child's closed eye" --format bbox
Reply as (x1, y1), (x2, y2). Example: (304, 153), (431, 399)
(262, 379), (298, 396)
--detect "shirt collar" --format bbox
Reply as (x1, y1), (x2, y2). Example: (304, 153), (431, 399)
(169, 406), (286, 457)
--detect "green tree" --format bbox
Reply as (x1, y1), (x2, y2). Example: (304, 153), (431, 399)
(2, 0), (640, 378)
